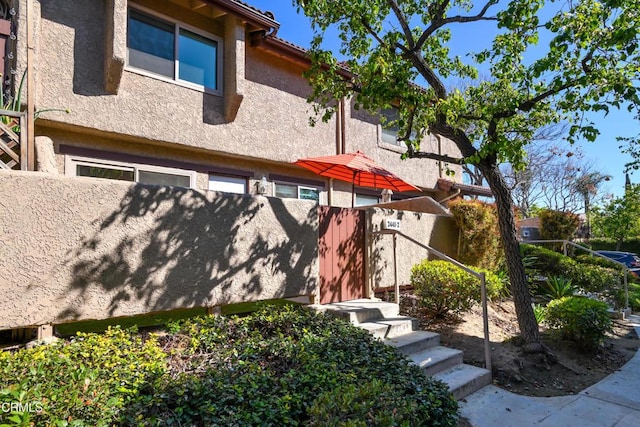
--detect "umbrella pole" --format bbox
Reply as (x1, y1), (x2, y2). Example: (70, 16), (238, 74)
(352, 171), (356, 208)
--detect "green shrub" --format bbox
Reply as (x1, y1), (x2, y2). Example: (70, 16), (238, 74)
(411, 260), (484, 317)
(589, 238), (640, 255)
(613, 282), (640, 311)
(575, 254), (620, 269)
(546, 296), (612, 350)
(308, 378), (454, 426)
(477, 267), (510, 301)
(123, 305), (459, 426)
(449, 199), (504, 270)
(539, 209), (580, 241)
(521, 244), (621, 294)
(0, 327), (167, 426)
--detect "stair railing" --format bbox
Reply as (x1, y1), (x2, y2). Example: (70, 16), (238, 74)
(524, 239), (630, 310)
(368, 229), (492, 373)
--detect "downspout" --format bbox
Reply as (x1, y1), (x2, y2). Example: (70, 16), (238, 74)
(335, 98), (342, 154)
(26, 0), (35, 170)
(340, 98), (346, 154)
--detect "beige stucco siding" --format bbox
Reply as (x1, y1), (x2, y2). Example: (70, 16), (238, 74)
(367, 208), (458, 291)
(22, 1), (338, 167)
(0, 170), (319, 329)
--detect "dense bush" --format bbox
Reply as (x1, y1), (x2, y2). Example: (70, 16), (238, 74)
(449, 199), (504, 270)
(410, 260), (503, 317)
(0, 327), (166, 426)
(589, 238), (640, 255)
(539, 209), (580, 241)
(574, 254), (620, 269)
(0, 306), (459, 426)
(521, 244), (621, 294)
(132, 305), (459, 426)
(546, 296), (612, 350)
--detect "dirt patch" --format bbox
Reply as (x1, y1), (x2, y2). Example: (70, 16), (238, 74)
(387, 292), (639, 397)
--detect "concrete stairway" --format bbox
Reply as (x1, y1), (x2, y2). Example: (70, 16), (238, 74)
(315, 299), (491, 400)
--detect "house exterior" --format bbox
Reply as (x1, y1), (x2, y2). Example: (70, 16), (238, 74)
(0, 0), (471, 332)
(14, 0), (463, 205)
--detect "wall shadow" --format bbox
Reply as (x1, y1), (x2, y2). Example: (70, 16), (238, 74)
(41, 0), (110, 97)
(58, 184), (318, 321)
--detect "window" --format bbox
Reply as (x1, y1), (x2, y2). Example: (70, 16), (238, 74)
(208, 174), (247, 194)
(66, 156), (196, 188)
(380, 108), (401, 145)
(380, 107), (418, 146)
(275, 182), (320, 202)
(127, 7), (222, 93)
(355, 194), (380, 207)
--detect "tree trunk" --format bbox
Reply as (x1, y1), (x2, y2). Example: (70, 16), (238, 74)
(478, 159), (543, 352)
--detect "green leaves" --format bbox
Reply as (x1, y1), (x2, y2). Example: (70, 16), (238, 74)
(295, 0), (640, 167)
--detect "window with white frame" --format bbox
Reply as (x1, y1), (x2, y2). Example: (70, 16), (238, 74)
(127, 7), (222, 93)
(274, 182), (320, 202)
(355, 194), (380, 207)
(208, 174), (247, 194)
(66, 156), (196, 188)
(380, 107), (418, 146)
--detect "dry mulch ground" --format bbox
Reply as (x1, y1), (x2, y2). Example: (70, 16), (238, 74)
(385, 292), (639, 397)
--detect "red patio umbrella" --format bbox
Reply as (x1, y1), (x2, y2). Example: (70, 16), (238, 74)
(294, 151), (421, 207)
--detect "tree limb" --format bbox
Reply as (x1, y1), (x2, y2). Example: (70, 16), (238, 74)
(414, 0), (499, 51)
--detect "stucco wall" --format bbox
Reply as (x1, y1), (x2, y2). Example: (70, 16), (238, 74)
(0, 170), (319, 329)
(20, 0), (338, 165)
(16, 0), (464, 196)
(367, 207), (458, 291)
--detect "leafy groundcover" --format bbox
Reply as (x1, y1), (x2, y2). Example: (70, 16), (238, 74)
(0, 305), (458, 426)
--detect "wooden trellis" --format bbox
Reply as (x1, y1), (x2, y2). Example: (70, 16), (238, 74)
(0, 109), (28, 170)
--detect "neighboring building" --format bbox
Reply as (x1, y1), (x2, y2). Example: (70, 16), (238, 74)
(12, 0), (465, 205)
(518, 217), (541, 241)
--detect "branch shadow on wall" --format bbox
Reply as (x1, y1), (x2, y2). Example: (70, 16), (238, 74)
(58, 185), (318, 321)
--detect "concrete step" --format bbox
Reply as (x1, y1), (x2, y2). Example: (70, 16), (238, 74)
(315, 299), (400, 324)
(358, 317), (419, 339)
(409, 345), (464, 376)
(384, 330), (440, 355)
(432, 364), (492, 400)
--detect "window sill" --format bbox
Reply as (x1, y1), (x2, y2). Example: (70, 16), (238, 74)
(378, 140), (406, 154)
(125, 66), (223, 97)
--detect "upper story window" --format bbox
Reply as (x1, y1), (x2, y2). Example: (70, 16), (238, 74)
(127, 7), (222, 94)
(380, 107), (418, 146)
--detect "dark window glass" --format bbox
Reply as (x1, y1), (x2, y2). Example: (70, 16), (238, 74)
(128, 10), (175, 78)
(179, 29), (218, 89)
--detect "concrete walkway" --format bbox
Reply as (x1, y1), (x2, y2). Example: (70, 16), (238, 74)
(459, 314), (640, 427)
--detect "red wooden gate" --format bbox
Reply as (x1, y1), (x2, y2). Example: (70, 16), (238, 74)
(318, 206), (366, 304)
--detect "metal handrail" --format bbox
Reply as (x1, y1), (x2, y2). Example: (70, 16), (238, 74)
(369, 229), (492, 373)
(524, 239), (629, 310)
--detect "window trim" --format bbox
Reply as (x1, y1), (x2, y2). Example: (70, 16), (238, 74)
(273, 180), (322, 202)
(65, 154), (197, 188)
(126, 5), (223, 96)
(208, 173), (248, 194)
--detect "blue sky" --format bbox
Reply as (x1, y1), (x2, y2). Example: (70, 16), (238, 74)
(249, 1), (639, 200)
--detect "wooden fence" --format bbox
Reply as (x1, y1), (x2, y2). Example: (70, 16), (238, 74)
(0, 109), (28, 170)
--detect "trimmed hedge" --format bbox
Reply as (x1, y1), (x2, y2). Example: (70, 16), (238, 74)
(521, 244), (621, 294)
(410, 259), (505, 318)
(546, 296), (612, 350)
(1, 306), (459, 426)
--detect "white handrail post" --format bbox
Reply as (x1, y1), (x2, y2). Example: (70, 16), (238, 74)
(480, 272), (491, 371)
(624, 270), (629, 310)
(393, 232), (399, 305)
(563, 240), (567, 257)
